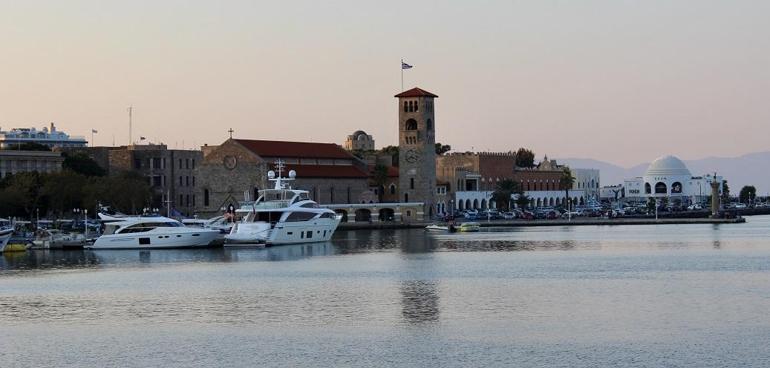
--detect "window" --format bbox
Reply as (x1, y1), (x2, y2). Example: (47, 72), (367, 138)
(179, 194), (183, 205)
(330, 187), (335, 203)
(192, 159), (195, 169)
(414, 100), (418, 112)
(192, 176), (196, 187)
(390, 184), (396, 195)
(204, 189), (210, 206)
(186, 159), (190, 169)
(410, 178), (414, 190)
(404, 193), (409, 202)
(404, 101), (408, 112)
(186, 195), (190, 206)
(186, 176), (190, 186)
(192, 195), (196, 207)
(179, 176), (183, 186)
(285, 212), (317, 222)
(179, 159), (182, 169)
(655, 182), (667, 194)
(405, 119), (418, 130)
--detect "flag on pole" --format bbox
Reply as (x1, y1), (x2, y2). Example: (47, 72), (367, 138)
(140, 136), (146, 140)
(91, 129), (98, 134)
(401, 61), (413, 69)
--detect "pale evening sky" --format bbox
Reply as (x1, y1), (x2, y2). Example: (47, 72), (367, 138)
(1, 0), (768, 166)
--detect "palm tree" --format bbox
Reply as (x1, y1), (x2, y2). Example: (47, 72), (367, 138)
(492, 179), (519, 212)
(560, 168), (575, 210)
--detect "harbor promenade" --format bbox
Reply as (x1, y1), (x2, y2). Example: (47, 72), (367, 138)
(337, 216), (746, 231)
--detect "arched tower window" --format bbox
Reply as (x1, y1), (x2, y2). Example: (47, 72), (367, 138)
(389, 184), (396, 195)
(403, 101), (408, 112)
(405, 119), (418, 130)
(655, 182), (667, 194)
(414, 100), (418, 112)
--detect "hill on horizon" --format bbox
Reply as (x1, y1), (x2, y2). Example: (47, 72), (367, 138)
(558, 152), (770, 195)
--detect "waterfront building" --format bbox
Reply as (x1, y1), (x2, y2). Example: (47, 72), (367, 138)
(65, 144), (201, 216)
(344, 130), (375, 152)
(572, 168), (601, 200)
(621, 155), (722, 205)
(0, 150), (64, 178)
(194, 139), (371, 218)
(0, 123), (87, 149)
(438, 152), (595, 211)
(396, 87), (438, 218)
(109, 144), (201, 216)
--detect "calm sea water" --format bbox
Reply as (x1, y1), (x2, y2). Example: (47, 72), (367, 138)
(2, 216), (770, 367)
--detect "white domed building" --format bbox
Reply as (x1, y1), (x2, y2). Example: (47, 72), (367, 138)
(623, 155), (722, 205)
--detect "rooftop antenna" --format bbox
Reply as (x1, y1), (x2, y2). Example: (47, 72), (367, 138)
(127, 106), (133, 145)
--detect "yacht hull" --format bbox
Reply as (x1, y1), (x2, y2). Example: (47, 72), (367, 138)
(0, 229), (14, 252)
(88, 230), (221, 249)
(226, 219), (340, 246)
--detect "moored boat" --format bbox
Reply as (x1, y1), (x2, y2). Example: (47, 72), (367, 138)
(225, 161), (342, 246)
(87, 216), (221, 249)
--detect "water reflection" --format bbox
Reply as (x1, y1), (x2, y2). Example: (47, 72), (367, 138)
(0, 242), (339, 273)
(1, 249), (100, 272)
(400, 280), (440, 324)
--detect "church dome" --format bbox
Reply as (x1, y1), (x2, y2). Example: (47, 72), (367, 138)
(645, 155), (691, 177)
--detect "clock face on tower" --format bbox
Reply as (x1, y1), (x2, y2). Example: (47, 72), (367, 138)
(405, 149), (420, 163)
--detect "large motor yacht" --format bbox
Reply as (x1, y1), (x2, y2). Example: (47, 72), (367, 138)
(225, 161), (342, 246)
(88, 216), (220, 249)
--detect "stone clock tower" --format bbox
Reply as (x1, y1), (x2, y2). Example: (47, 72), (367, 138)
(395, 87), (437, 218)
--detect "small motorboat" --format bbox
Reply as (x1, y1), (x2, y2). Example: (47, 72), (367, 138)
(425, 224), (449, 232)
(457, 222), (481, 232)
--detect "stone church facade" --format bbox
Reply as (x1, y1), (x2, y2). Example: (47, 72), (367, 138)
(194, 139), (370, 218)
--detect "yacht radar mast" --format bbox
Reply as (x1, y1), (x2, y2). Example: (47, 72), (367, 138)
(267, 159), (296, 190)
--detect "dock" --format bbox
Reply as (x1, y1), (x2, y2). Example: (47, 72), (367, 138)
(337, 216), (746, 231)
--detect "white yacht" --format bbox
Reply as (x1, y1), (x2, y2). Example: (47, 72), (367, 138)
(0, 219), (13, 252)
(225, 162), (342, 246)
(182, 215), (234, 234)
(88, 216), (221, 249)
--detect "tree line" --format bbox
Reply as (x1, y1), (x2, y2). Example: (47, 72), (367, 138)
(0, 152), (152, 219)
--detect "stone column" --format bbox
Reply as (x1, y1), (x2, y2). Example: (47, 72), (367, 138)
(710, 177), (720, 218)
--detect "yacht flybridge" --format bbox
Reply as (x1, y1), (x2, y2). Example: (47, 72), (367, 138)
(225, 161), (342, 246)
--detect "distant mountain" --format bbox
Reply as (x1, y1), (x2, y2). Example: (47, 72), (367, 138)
(558, 152), (770, 194)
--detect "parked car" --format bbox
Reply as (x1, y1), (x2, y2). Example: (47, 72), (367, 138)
(734, 203), (747, 209)
(687, 204), (703, 211)
(502, 212), (516, 220)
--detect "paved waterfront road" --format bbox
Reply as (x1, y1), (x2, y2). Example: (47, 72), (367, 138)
(2, 217), (770, 367)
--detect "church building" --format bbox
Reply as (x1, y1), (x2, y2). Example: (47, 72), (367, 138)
(194, 138), (371, 218)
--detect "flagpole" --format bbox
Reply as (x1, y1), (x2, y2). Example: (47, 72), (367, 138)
(400, 59), (404, 91)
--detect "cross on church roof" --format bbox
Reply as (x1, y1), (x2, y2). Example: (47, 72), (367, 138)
(228, 128), (234, 139)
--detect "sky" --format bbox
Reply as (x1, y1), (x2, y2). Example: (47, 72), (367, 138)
(1, 0), (769, 167)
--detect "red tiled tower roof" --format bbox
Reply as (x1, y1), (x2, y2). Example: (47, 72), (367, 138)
(394, 87), (438, 98)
